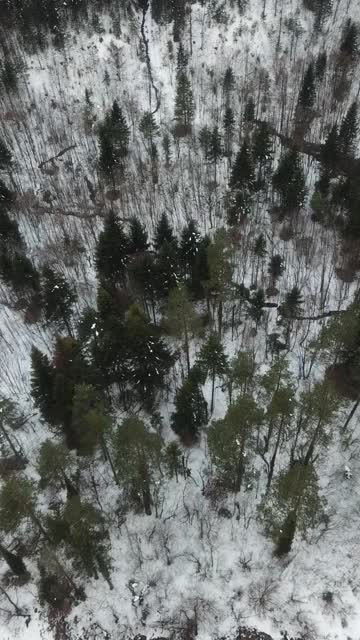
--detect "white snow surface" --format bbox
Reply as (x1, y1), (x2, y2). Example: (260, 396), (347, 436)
(1, 1), (360, 639)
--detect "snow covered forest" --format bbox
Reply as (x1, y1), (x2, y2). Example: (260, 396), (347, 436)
(1, 0), (360, 638)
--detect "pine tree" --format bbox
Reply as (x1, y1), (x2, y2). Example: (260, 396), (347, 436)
(197, 334), (228, 413)
(199, 125), (212, 158)
(162, 133), (172, 167)
(223, 106), (235, 157)
(0, 210), (22, 249)
(315, 50), (327, 80)
(262, 462), (322, 556)
(37, 440), (74, 491)
(98, 130), (116, 180)
(244, 96), (255, 122)
(179, 218), (201, 281)
(298, 62), (316, 109)
(208, 126), (223, 183)
(154, 239), (181, 298)
(174, 72), (194, 135)
(0, 476), (49, 540)
(253, 233), (267, 286)
(31, 346), (56, 425)
(165, 284), (201, 375)
(0, 179), (13, 208)
(96, 210), (129, 285)
(206, 229), (233, 336)
(268, 254), (284, 287)
(0, 138), (12, 170)
(0, 543), (28, 577)
(321, 124), (339, 171)
(128, 216), (149, 254)
(171, 373), (208, 444)
(226, 350), (256, 404)
(113, 416), (162, 514)
(139, 112), (159, 141)
(71, 384), (111, 457)
(229, 139), (255, 191)
(222, 66), (235, 98)
(339, 101), (358, 156)
(41, 266), (77, 335)
(208, 394), (263, 492)
(0, 250), (40, 295)
(249, 288), (266, 328)
(339, 19), (359, 63)
(153, 212), (176, 250)
(252, 122), (273, 185)
(272, 150), (306, 214)
(177, 41), (189, 71)
(111, 100), (130, 159)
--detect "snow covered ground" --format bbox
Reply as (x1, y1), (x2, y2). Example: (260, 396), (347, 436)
(1, 1), (360, 639)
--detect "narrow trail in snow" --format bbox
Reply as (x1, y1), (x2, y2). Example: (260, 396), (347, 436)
(140, 0), (161, 115)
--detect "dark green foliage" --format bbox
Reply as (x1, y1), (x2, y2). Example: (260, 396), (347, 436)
(199, 126), (212, 158)
(0, 179), (13, 207)
(128, 217), (149, 254)
(244, 96), (255, 122)
(197, 333), (228, 413)
(0, 476), (36, 534)
(268, 254), (285, 284)
(31, 346), (55, 425)
(72, 384), (111, 456)
(139, 112), (159, 140)
(110, 100), (130, 159)
(95, 210), (129, 285)
(339, 101), (358, 156)
(253, 234), (267, 258)
(229, 140), (255, 191)
(174, 72), (194, 134)
(180, 218), (201, 277)
(249, 289), (265, 327)
(1, 58), (19, 91)
(339, 19), (359, 63)
(0, 210), (22, 249)
(208, 126), (223, 167)
(321, 124), (339, 171)
(177, 42), (188, 71)
(41, 266), (77, 333)
(315, 51), (327, 80)
(0, 250), (40, 293)
(223, 66), (235, 95)
(274, 510), (297, 557)
(280, 286), (304, 319)
(153, 212), (176, 250)
(0, 138), (12, 170)
(164, 441), (182, 480)
(155, 239), (181, 298)
(223, 106), (235, 156)
(272, 150), (306, 214)
(298, 62), (315, 109)
(162, 133), (172, 166)
(171, 373), (208, 444)
(0, 543), (28, 577)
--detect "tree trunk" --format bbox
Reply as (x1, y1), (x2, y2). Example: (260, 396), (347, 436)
(266, 418), (285, 491)
(218, 299), (223, 336)
(303, 418), (322, 465)
(210, 372), (215, 414)
(342, 398), (360, 433)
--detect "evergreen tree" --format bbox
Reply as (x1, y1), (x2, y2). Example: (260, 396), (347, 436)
(31, 346), (55, 425)
(205, 229), (233, 336)
(320, 124), (339, 172)
(177, 41), (189, 71)
(208, 126), (223, 183)
(253, 121), (273, 186)
(162, 133), (172, 167)
(262, 462), (322, 556)
(171, 372), (208, 444)
(37, 440), (74, 491)
(0, 210), (22, 249)
(268, 254), (285, 286)
(98, 130), (117, 180)
(199, 125), (212, 158)
(339, 101), (358, 156)
(226, 350), (256, 404)
(248, 288), (266, 328)
(223, 106), (235, 157)
(139, 111), (159, 140)
(315, 50), (327, 80)
(154, 239), (181, 298)
(222, 66), (235, 98)
(128, 216), (149, 254)
(164, 441), (182, 481)
(298, 62), (315, 109)
(153, 212), (176, 250)
(113, 416), (162, 515)
(208, 394), (263, 492)
(0, 543), (28, 577)
(339, 18), (359, 63)
(253, 233), (267, 285)
(197, 334), (228, 413)
(229, 139), (255, 191)
(72, 384), (111, 457)
(41, 266), (77, 335)
(278, 286), (304, 344)
(0, 179), (13, 208)
(0, 138), (12, 170)
(110, 100), (130, 160)
(174, 72), (194, 135)
(272, 150), (306, 215)
(179, 218), (201, 282)
(0, 250), (40, 294)
(165, 284), (201, 375)
(0, 476), (48, 540)
(95, 210), (129, 285)
(244, 96), (255, 122)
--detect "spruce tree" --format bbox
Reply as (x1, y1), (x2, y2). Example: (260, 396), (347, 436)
(197, 334), (228, 413)
(272, 150), (306, 214)
(0, 210), (22, 249)
(154, 239), (180, 298)
(339, 101), (358, 156)
(113, 416), (162, 515)
(223, 106), (235, 157)
(96, 210), (129, 285)
(0, 138), (12, 170)
(249, 288), (266, 328)
(0, 543), (28, 577)
(179, 218), (201, 281)
(111, 100), (130, 160)
(298, 62), (315, 109)
(268, 254), (285, 286)
(128, 216), (149, 254)
(165, 441), (182, 481)
(174, 72), (194, 135)
(31, 346), (55, 425)
(339, 18), (359, 63)
(37, 440), (74, 491)
(177, 41), (189, 71)
(208, 126), (223, 183)
(171, 373), (208, 444)
(315, 50), (327, 80)
(321, 124), (339, 171)
(41, 266), (77, 335)
(153, 212), (176, 250)
(0, 250), (40, 294)
(165, 284), (201, 375)
(206, 229), (233, 336)
(222, 66), (235, 98)
(229, 139), (255, 191)
(253, 121), (273, 185)
(71, 384), (111, 457)
(139, 112), (159, 140)
(244, 96), (255, 122)
(208, 394), (263, 492)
